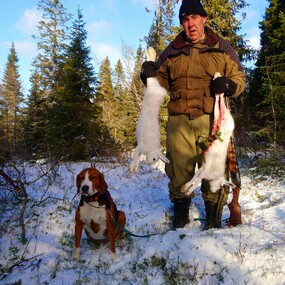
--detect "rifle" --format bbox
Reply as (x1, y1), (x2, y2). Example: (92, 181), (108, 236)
(226, 136), (242, 226)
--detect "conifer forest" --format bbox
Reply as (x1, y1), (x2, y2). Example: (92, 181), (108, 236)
(0, 0), (284, 165)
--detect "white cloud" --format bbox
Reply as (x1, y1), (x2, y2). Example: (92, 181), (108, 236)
(89, 41), (122, 67)
(0, 40), (36, 58)
(247, 36), (260, 50)
(87, 20), (112, 35)
(14, 8), (41, 36)
(243, 25), (262, 50)
(13, 40), (37, 57)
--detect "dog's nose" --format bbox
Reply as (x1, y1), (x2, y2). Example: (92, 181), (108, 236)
(81, 185), (89, 193)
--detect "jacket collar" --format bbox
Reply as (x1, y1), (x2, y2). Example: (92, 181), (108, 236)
(172, 26), (220, 51)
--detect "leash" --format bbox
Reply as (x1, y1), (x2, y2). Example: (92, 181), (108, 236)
(85, 201), (105, 209)
(109, 213), (160, 238)
(106, 208), (162, 238)
(193, 217), (229, 222)
(71, 193), (80, 201)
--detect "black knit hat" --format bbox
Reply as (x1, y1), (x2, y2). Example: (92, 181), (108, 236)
(179, 0), (207, 24)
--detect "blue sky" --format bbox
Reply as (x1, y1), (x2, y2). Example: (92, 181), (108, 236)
(0, 0), (268, 95)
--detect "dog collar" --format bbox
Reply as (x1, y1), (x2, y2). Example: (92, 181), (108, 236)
(79, 191), (111, 208)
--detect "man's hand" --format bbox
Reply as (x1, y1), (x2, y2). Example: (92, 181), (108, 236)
(211, 76), (237, 96)
(140, 61), (159, 86)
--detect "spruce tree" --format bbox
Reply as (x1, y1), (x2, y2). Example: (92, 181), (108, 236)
(95, 57), (116, 134)
(49, 8), (97, 160)
(94, 57), (122, 157)
(0, 43), (23, 159)
(21, 70), (47, 159)
(113, 59), (131, 148)
(33, 0), (71, 97)
(22, 0), (71, 158)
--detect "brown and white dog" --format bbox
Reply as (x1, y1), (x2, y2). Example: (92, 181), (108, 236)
(74, 167), (126, 260)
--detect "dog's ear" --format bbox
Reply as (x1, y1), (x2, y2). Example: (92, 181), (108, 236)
(76, 173), (82, 193)
(98, 172), (108, 193)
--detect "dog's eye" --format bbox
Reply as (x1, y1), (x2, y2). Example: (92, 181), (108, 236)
(89, 176), (98, 180)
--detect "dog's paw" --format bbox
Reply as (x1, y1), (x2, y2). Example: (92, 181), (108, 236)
(73, 247), (80, 260)
(129, 163), (137, 173)
(129, 160), (139, 173)
(110, 250), (117, 261)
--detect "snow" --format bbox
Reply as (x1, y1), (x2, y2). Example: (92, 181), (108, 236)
(0, 159), (285, 285)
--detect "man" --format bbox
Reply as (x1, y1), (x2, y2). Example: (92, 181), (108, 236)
(140, 0), (246, 229)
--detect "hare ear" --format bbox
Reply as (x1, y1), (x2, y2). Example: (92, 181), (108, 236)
(159, 154), (170, 164)
(98, 172), (108, 193)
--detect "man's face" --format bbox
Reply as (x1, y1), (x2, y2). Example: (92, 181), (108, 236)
(182, 14), (207, 43)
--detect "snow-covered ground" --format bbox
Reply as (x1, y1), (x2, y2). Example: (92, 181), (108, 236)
(0, 158), (285, 285)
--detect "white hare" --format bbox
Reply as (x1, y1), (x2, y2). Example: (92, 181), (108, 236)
(129, 47), (169, 173)
(181, 72), (236, 195)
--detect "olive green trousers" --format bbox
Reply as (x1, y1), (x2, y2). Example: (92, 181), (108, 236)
(165, 114), (228, 205)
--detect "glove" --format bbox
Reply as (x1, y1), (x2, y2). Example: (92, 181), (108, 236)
(140, 61), (159, 86)
(210, 76), (237, 96)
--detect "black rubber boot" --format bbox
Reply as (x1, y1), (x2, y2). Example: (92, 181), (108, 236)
(173, 199), (191, 228)
(204, 201), (223, 230)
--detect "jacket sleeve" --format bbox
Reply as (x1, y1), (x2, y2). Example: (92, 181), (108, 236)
(224, 53), (246, 97)
(219, 39), (243, 72)
(219, 39), (246, 97)
(155, 59), (171, 91)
